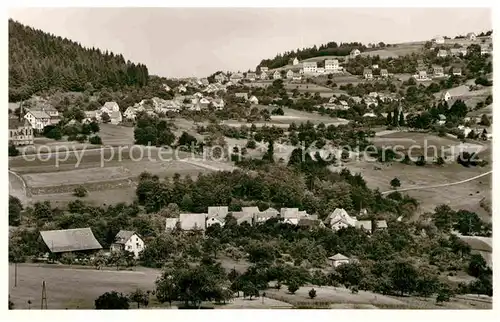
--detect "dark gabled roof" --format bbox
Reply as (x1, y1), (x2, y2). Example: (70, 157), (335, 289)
(40, 228), (102, 253)
(114, 230), (136, 244)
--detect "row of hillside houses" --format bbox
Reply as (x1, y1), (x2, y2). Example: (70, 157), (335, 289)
(433, 32), (488, 45)
(436, 44), (491, 58)
(165, 206), (388, 234)
(363, 68), (389, 80)
(38, 228), (145, 259)
(413, 65), (453, 81)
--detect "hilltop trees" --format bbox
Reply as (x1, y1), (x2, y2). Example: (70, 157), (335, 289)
(9, 19), (149, 101)
(94, 291), (130, 309)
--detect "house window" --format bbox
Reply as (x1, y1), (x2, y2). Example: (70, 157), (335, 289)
(127, 245), (132, 250)
(136, 243), (139, 248)
(136, 237), (138, 242)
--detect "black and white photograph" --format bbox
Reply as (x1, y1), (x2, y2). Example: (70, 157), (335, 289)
(6, 4), (495, 312)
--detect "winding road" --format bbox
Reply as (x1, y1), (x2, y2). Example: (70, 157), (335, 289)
(381, 170), (492, 195)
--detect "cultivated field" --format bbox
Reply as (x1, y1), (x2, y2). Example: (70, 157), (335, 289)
(9, 123), (235, 206)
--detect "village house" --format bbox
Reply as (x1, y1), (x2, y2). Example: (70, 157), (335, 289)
(246, 72), (257, 81)
(355, 220), (372, 233)
(437, 49), (448, 58)
(249, 95), (259, 105)
(280, 208), (308, 225)
(206, 206), (228, 228)
(163, 84), (171, 92)
(99, 102), (122, 124)
(178, 84), (187, 93)
(338, 100), (349, 110)
(375, 220), (388, 231)
(255, 207), (279, 224)
(433, 35), (445, 44)
(286, 70), (294, 79)
(480, 44), (490, 55)
(292, 72), (302, 81)
(292, 57), (299, 65)
(24, 109), (51, 130)
(179, 213), (207, 231)
(316, 67), (325, 74)
(437, 114), (447, 125)
(198, 97), (210, 109)
(325, 59), (340, 72)
(350, 49), (361, 59)
(449, 48), (461, 57)
(234, 92), (249, 101)
(214, 73), (227, 83)
(39, 228), (103, 256)
(433, 66), (445, 78)
(212, 98), (225, 110)
(372, 64), (379, 69)
(273, 71), (281, 80)
(110, 230), (145, 259)
(260, 71), (268, 80)
(363, 68), (373, 80)
(441, 91), (452, 102)
(459, 47), (468, 56)
(230, 73), (244, 83)
(9, 118), (34, 146)
(325, 208), (357, 231)
(380, 69), (389, 78)
(328, 253), (350, 268)
(298, 218), (325, 230)
(417, 70), (428, 80)
(260, 66), (269, 72)
(364, 96), (378, 107)
(302, 61), (318, 74)
(467, 32), (477, 41)
(200, 78), (209, 86)
(452, 67), (462, 76)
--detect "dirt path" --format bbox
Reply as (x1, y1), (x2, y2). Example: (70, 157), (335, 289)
(8, 170), (29, 204)
(381, 170), (492, 195)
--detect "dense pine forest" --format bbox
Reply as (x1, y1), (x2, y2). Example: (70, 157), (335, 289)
(9, 19), (150, 102)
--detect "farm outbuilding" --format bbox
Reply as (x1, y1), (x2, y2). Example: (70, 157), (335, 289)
(39, 228), (103, 255)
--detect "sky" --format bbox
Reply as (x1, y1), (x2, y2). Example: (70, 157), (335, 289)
(9, 7), (492, 78)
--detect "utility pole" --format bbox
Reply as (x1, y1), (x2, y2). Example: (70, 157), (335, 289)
(41, 281), (47, 309)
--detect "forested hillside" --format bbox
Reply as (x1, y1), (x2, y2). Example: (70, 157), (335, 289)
(8, 19), (150, 101)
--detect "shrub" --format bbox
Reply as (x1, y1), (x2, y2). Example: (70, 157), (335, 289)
(95, 291), (130, 309)
(73, 185), (88, 198)
(246, 140), (257, 149)
(89, 135), (102, 145)
(288, 281), (300, 294)
(308, 288), (317, 299)
(8, 144), (20, 157)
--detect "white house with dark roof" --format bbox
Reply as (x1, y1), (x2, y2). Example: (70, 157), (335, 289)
(24, 110), (51, 130)
(246, 72), (257, 81)
(363, 68), (373, 79)
(380, 69), (389, 77)
(286, 70), (294, 79)
(329, 253), (350, 267)
(433, 35), (445, 44)
(325, 208), (357, 231)
(292, 72), (302, 81)
(110, 230), (145, 259)
(249, 96), (259, 105)
(303, 62), (318, 74)
(260, 71), (268, 80)
(292, 57), (299, 65)
(433, 66), (445, 78)
(350, 49), (361, 58)
(273, 71), (281, 80)
(452, 67), (462, 76)
(437, 49), (448, 58)
(467, 32), (477, 41)
(325, 59), (340, 72)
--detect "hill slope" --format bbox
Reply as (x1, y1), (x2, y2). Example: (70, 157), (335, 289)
(8, 19), (149, 101)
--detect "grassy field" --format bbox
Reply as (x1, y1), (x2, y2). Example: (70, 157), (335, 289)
(9, 264), (160, 309)
(264, 284), (490, 309)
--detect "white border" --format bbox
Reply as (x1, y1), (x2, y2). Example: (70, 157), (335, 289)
(1, 2), (498, 322)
